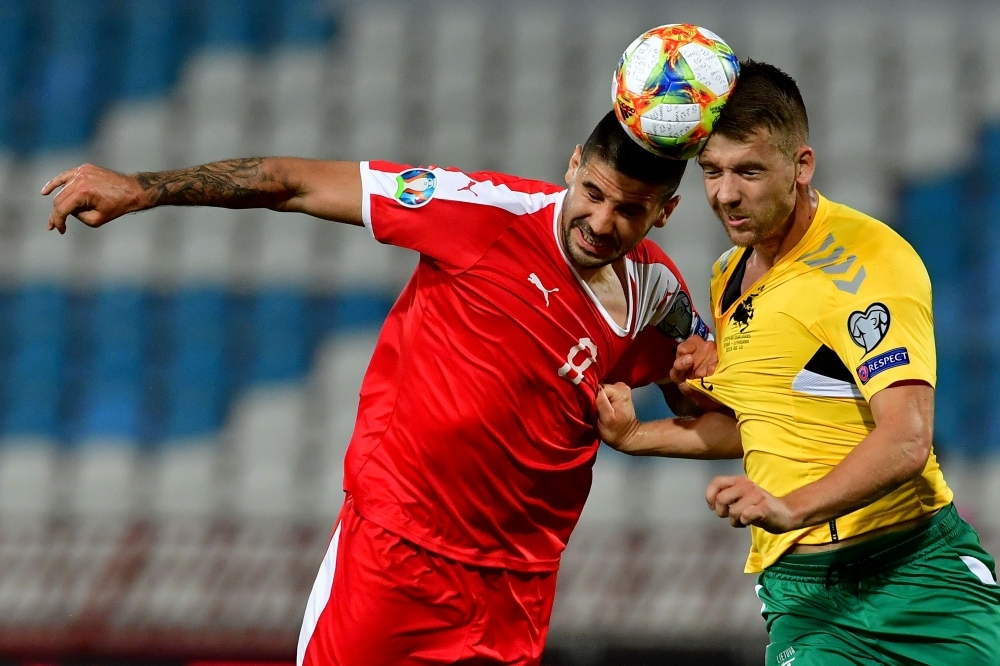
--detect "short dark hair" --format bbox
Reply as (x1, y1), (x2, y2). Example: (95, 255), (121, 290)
(712, 59), (809, 155)
(580, 111), (687, 197)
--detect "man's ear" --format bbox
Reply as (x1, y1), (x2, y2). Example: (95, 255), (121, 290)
(565, 145), (583, 186)
(795, 145), (815, 186)
(653, 194), (681, 228)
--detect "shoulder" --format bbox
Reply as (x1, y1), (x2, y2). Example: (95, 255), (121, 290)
(363, 161), (565, 217)
(817, 200), (931, 297)
(631, 237), (678, 269)
(629, 239), (691, 294)
(630, 239), (711, 340)
(711, 246), (741, 288)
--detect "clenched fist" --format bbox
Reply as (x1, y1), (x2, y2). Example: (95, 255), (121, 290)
(595, 382), (640, 452)
(706, 475), (799, 533)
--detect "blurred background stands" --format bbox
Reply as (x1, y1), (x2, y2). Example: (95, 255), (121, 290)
(0, 1), (999, 664)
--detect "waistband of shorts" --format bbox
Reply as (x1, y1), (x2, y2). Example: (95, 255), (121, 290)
(766, 503), (961, 583)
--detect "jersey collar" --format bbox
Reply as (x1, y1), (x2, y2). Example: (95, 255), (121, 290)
(550, 193), (635, 338)
(715, 193), (831, 322)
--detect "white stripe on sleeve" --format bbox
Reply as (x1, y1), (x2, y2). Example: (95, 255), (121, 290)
(358, 161), (376, 237)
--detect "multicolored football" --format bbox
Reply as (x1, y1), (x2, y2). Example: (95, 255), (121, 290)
(612, 24), (739, 160)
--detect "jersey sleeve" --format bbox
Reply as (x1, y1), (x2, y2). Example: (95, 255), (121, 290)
(810, 254), (936, 401)
(359, 161), (561, 272)
(605, 249), (713, 387)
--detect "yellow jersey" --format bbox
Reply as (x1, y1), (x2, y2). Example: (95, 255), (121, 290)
(691, 194), (953, 573)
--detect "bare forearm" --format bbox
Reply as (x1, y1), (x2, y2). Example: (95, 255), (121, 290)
(620, 411), (742, 459)
(135, 157), (297, 210)
(43, 158), (362, 232)
(783, 425), (929, 528)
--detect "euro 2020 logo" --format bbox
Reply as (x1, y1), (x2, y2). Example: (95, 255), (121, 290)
(395, 168), (437, 208)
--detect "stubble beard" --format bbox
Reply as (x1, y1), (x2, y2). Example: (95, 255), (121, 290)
(715, 201), (793, 249)
(562, 217), (622, 270)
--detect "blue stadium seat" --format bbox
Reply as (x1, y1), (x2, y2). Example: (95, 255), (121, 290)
(2, 286), (67, 438)
(897, 176), (964, 278)
(0, 1), (28, 150)
(120, 0), (179, 99)
(334, 291), (394, 332)
(165, 379), (225, 439)
(981, 123), (1000, 181)
(203, 0), (254, 48)
(76, 288), (147, 440)
(278, 0), (333, 45)
(38, 0), (103, 149)
(252, 288), (306, 384)
(172, 288), (227, 347)
(897, 177), (967, 454)
(164, 288), (228, 439)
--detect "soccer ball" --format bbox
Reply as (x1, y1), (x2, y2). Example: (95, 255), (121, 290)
(612, 24), (739, 160)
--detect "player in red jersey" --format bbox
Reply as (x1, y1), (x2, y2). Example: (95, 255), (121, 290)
(42, 111), (712, 665)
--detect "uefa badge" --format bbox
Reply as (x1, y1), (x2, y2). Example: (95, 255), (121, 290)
(848, 303), (890, 353)
(394, 168), (437, 208)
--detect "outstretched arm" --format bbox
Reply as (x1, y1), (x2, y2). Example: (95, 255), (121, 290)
(596, 382), (742, 459)
(41, 158), (363, 233)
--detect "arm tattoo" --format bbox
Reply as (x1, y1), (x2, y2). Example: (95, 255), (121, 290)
(135, 157), (291, 209)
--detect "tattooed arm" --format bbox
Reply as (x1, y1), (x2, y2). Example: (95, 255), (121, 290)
(41, 157), (363, 234)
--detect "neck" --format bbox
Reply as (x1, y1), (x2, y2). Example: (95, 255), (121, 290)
(751, 185), (817, 270)
(574, 262), (618, 282)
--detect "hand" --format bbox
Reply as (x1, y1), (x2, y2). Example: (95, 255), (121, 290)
(670, 336), (718, 384)
(705, 475), (799, 533)
(670, 336), (720, 411)
(596, 382), (640, 451)
(41, 164), (145, 234)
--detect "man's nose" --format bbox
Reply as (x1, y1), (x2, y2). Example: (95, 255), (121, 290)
(715, 174), (741, 207)
(588, 204), (616, 236)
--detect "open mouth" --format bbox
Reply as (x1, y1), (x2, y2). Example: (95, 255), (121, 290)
(723, 214), (751, 228)
(574, 227), (615, 254)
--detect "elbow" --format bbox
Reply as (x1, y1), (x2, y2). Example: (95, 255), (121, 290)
(899, 429), (932, 481)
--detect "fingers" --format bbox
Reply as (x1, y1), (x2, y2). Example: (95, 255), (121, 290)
(735, 502), (766, 526)
(48, 185), (84, 234)
(706, 476), (772, 529)
(676, 336), (702, 356)
(40, 167), (80, 196)
(601, 382), (631, 402)
(676, 336), (719, 380)
(669, 354), (694, 384)
(705, 475), (741, 510)
(44, 167), (85, 233)
(596, 386), (614, 420)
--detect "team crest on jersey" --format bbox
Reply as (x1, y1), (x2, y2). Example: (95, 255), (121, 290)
(848, 303), (890, 353)
(394, 168), (437, 208)
(723, 287), (761, 354)
(731, 293), (755, 332)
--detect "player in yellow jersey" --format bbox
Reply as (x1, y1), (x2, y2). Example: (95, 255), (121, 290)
(597, 61), (1000, 665)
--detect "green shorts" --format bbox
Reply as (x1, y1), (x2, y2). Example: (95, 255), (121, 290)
(757, 503), (1000, 666)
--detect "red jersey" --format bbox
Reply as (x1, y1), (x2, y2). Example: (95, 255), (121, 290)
(344, 161), (710, 572)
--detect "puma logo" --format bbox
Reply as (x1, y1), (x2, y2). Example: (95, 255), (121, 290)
(457, 180), (478, 196)
(528, 273), (559, 307)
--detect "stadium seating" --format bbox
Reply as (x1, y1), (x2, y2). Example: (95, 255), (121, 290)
(0, 1), (999, 660)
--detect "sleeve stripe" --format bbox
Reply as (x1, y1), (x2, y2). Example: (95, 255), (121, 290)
(358, 161), (377, 238)
(365, 165), (563, 217)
